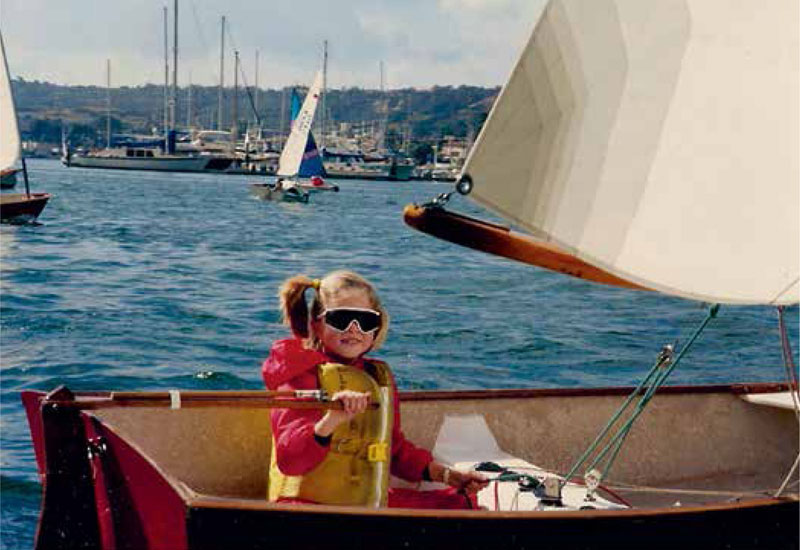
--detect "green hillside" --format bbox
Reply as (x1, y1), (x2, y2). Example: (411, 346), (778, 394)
(13, 78), (498, 151)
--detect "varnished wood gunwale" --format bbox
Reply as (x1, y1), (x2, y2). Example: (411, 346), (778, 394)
(185, 492), (797, 518)
(39, 382), (794, 410)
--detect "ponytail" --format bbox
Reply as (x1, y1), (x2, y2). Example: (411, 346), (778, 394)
(278, 275), (317, 339)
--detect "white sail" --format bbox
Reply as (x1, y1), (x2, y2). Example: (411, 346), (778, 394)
(277, 71), (323, 178)
(0, 31), (22, 173)
(463, 0), (799, 305)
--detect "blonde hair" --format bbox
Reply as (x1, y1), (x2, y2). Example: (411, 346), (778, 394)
(278, 270), (389, 351)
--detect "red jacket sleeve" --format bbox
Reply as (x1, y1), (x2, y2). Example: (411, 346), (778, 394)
(268, 373), (330, 475)
(262, 342), (330, 475)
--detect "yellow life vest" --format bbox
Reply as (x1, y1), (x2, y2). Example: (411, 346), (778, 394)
(268, 361), (394, 507)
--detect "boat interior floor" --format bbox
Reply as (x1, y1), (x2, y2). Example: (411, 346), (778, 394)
(87, 388), (798, 511)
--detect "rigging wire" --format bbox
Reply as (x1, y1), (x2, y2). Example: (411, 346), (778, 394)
(223, 21), (261, 128)
(774, 305), (800, 498)
(561, 304), (720, 494)
(186, 0), (223, 125)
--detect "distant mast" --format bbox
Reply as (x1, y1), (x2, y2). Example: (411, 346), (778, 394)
(232, 50), (239, 142)
(170, 0), (178, 131)
(254, 50), (259, 126)
(279, 88), (287, 144)
(320, 39), (328, 150)
(106, 59), (111, 148)
(217, 16), (225, 131)
(186, 70), (192, 128)
(377, 60), (387, 152)
(163, 6), (169, 147)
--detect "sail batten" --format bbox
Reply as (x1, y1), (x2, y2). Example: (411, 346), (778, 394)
(464, 0), (799, 305)
(0, 32), (22, 173)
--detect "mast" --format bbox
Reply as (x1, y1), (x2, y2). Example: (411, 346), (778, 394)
(254, 49), (259, 125)
(232, 50), (239, 142)
(377, 60), (388, 152)
(106, 59), (111, 149)
(217, 15), (225, 131)
(186, 70), (192, 128)
(279, 87), (286, 147)
(321, 39), (327, 150)
(163, 6), (169, 147)
(170, 0), (178, 131)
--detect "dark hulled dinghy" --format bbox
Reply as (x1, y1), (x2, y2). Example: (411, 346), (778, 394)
(21, 384), (798, 550)
(0, 32), (50, 224)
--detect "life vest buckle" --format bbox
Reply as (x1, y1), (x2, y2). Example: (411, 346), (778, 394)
(367, 442), (389, 462)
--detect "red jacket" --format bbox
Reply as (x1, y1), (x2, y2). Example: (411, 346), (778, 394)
(261, 338), (433, 482)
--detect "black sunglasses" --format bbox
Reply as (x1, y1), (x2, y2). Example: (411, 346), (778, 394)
(318, 308), (382, 333)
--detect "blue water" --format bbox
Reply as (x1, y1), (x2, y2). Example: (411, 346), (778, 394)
(1, 159), (797, 548)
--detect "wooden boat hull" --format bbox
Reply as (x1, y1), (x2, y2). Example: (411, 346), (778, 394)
(185, 497), (797, 550)
(0, 192), (50, 223)
(21, 384), (798, 549)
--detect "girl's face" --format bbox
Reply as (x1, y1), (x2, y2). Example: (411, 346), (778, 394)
(313, 288), (377, 363)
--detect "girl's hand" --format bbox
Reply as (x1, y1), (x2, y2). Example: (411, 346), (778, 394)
(314, 390), (371, 437)
(428, 461), (489, 494)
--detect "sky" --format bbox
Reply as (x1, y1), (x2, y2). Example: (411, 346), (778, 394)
(1, 0), (547, 90)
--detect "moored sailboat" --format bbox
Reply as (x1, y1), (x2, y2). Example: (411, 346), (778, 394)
(250, 72), (325, 203)
(63, 3), (223, 175)
(288, 87), (338, 193)
(0, 30), (50, 224)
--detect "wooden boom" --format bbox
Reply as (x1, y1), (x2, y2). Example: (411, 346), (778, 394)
(41, 388), (378, 410)
(403, 204), (648, 291)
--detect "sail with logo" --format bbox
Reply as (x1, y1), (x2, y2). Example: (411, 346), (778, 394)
(290, 88), (327, 179)
(250, 71), (325, 203)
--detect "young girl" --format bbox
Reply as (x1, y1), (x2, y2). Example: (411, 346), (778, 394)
(262, 270), (488, 509)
